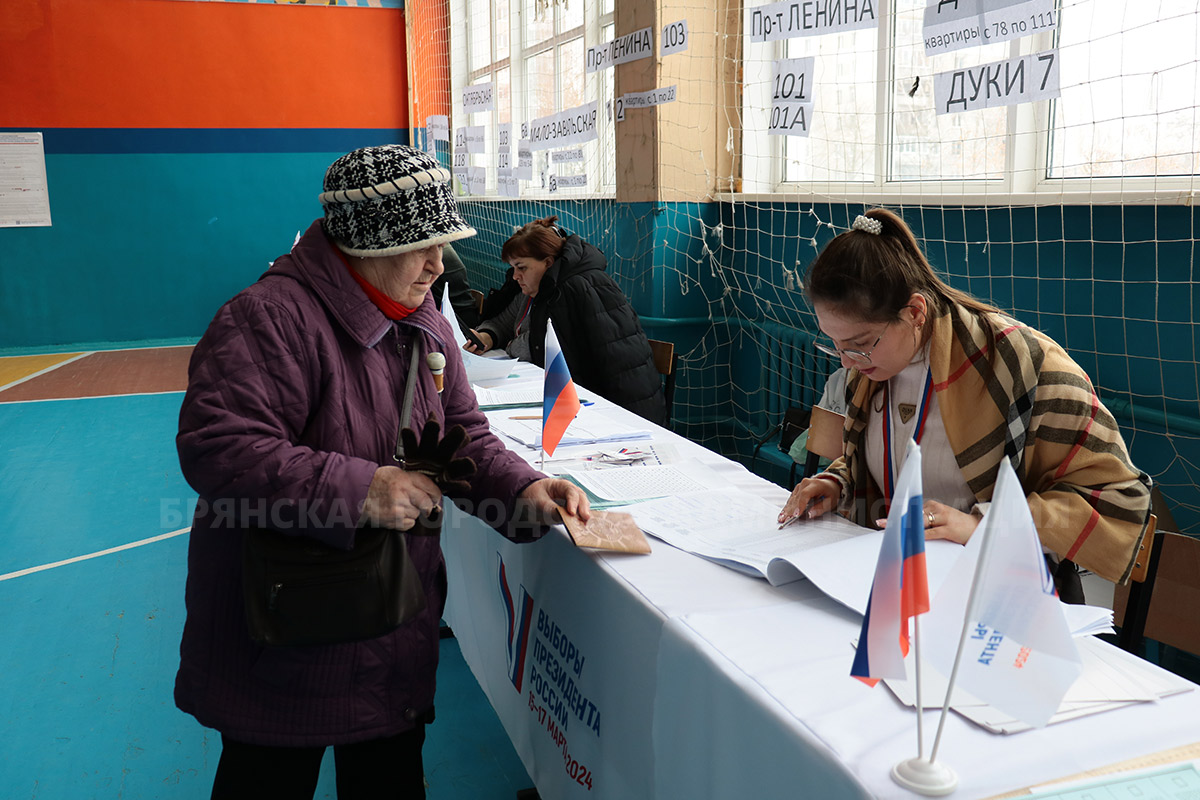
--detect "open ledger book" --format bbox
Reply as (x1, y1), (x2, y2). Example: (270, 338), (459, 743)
(623, 489), (1114, 638)
(621, 489), (871, 586)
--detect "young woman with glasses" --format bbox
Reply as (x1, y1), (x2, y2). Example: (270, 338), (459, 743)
(777, 208), (1151, 598)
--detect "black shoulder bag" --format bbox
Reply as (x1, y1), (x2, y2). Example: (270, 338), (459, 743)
(242, 345), (476, 647)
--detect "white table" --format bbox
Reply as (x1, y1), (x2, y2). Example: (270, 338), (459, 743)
(442, 374), (1200, 799)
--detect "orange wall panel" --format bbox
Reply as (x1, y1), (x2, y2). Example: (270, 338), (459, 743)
(406, 0), (450, 127)
(0, 0), (407, 130)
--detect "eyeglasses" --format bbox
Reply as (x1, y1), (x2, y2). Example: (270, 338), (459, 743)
(814, 331), (884, 364)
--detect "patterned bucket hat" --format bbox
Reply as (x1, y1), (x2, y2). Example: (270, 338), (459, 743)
(319, 145), (476, 257)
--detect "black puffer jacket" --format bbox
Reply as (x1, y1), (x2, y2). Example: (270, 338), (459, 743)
(527, 235), (665, 426)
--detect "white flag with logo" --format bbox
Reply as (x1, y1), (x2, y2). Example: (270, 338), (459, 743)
(923, 459), (1082, 727)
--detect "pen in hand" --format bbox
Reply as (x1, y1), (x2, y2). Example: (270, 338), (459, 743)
(778, 498), (819, 529)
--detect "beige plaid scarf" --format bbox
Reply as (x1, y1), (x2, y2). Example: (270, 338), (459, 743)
(825, 303), (1150, 583)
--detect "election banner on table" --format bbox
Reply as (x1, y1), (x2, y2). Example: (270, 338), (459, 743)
(442, 505), (662, 799)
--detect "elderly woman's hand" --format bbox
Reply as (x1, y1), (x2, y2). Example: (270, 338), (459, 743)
(514, 478), (591, 525)
(362, 465), (443, 531)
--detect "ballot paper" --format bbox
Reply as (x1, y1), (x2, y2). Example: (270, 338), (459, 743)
(472, 380), (591, 410)
(472, 381), (544, 409)
(882, 634), (1194, 734)
(486, 406), (652, 449)
(463, 351), (520, 384)
(566, 462), (724, 502)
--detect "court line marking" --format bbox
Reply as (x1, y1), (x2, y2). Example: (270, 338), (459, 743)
(0, 389), (186, 405)
(0, 351), (94, 394)
(0, 528), (191, 583)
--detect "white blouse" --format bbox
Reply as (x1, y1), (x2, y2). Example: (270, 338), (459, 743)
(864, 344), (976, 514)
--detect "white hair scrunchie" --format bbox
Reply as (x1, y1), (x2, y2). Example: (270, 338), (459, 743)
(851, 215), (882, 235)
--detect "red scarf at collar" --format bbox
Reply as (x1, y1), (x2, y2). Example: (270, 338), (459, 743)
(335, 245), (418, 320)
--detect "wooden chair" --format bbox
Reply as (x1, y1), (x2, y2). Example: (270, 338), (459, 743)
(1114, 513), (1200, 660)
(646, 339), (677, 427)
(468, 289), (485, 316)
(802, 404), (845, 479)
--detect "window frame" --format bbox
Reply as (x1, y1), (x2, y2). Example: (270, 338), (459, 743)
(452, 0), (617, 199)
(734, 1), (1199, 206)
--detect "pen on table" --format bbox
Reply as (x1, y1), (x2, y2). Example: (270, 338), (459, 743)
(509, 414), (541, 420)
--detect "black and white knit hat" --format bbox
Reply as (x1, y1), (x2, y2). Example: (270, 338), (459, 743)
(319, 145), (476, 257)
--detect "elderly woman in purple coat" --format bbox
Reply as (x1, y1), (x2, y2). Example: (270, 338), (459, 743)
(175, 145), (589, 799)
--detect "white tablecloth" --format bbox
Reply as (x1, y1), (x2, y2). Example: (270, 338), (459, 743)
(442, 369), (1200, 799)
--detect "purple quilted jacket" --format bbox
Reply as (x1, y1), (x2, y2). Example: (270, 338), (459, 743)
(175, 220), (543, 746)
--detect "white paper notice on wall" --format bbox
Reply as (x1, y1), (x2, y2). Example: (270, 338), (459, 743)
(748, 0), (878, 43)
(768, 57), (815, 137)
(548, 174), (587, 193)
(516, 140), (533, 180)
(462, 82), (494, 114)
(586, 26), (655, 73)
(497, 123), (512, 171)
(661, 19), (689, 56)
(934, 49), (1060, 115)
(619, 85), (678, 117)
(0, 132), (52, 227)
(527, 101), (599, 152)
(923, 0), (1057, 56)
(427, 115), (450, 142)
(455, 125), (486, 154)
(498, 169), (520, 198)
(453, 165), (487, 196)
(550, 148), (585, 164)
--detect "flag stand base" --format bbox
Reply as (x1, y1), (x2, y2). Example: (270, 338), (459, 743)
(891, 757), (958, 796)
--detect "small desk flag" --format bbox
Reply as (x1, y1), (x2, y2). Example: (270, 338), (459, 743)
(541, 320), (581, 456)
(852, 439), (930, 686)
(923, 459), (1081, 727)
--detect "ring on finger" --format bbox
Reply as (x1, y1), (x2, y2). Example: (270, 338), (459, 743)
(926, 510), (936, 527)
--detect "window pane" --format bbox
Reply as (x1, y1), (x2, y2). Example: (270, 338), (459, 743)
(1050, 0), (1200, 178)
(561, 0), (583, 33)
(468, 0), (491, 72)
(887, 0), (1008, 181)
(783, 27), (879, 183)
(497, 66), (511, 125)
(526, 50), (556, 120)
(495, 0), (510, 61)
(560, 37), (585, 110)
(525, 0), (554, 47)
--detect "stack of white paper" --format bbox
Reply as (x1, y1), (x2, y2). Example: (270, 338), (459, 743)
(567, 462), (723, 502)
(486, 406), (652, 450)
(472, 381), (544, 409)
(463, 351), (519, 384)
(883, 635), (1194, 734)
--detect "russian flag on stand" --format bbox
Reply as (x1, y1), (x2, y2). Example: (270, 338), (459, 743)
(852, 439), (930, 686)
(541, 320), (581, 456)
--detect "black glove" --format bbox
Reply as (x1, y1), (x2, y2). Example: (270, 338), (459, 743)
(399, 415), (476, 496)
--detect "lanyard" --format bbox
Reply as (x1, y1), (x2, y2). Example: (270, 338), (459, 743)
(881, 367), (934, 502)
(515, 296), (533, 337)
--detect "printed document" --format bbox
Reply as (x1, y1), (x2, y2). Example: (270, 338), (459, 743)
(623, 489), (870, 586)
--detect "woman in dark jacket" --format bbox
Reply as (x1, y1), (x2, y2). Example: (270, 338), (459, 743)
(176, 146), (589, 799)
(465, 216), (666, 426)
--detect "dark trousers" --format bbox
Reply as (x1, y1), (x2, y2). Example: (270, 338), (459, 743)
(210, 726), (426, 800)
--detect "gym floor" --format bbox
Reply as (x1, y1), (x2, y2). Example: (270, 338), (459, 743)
(0, 345), (532, 799)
